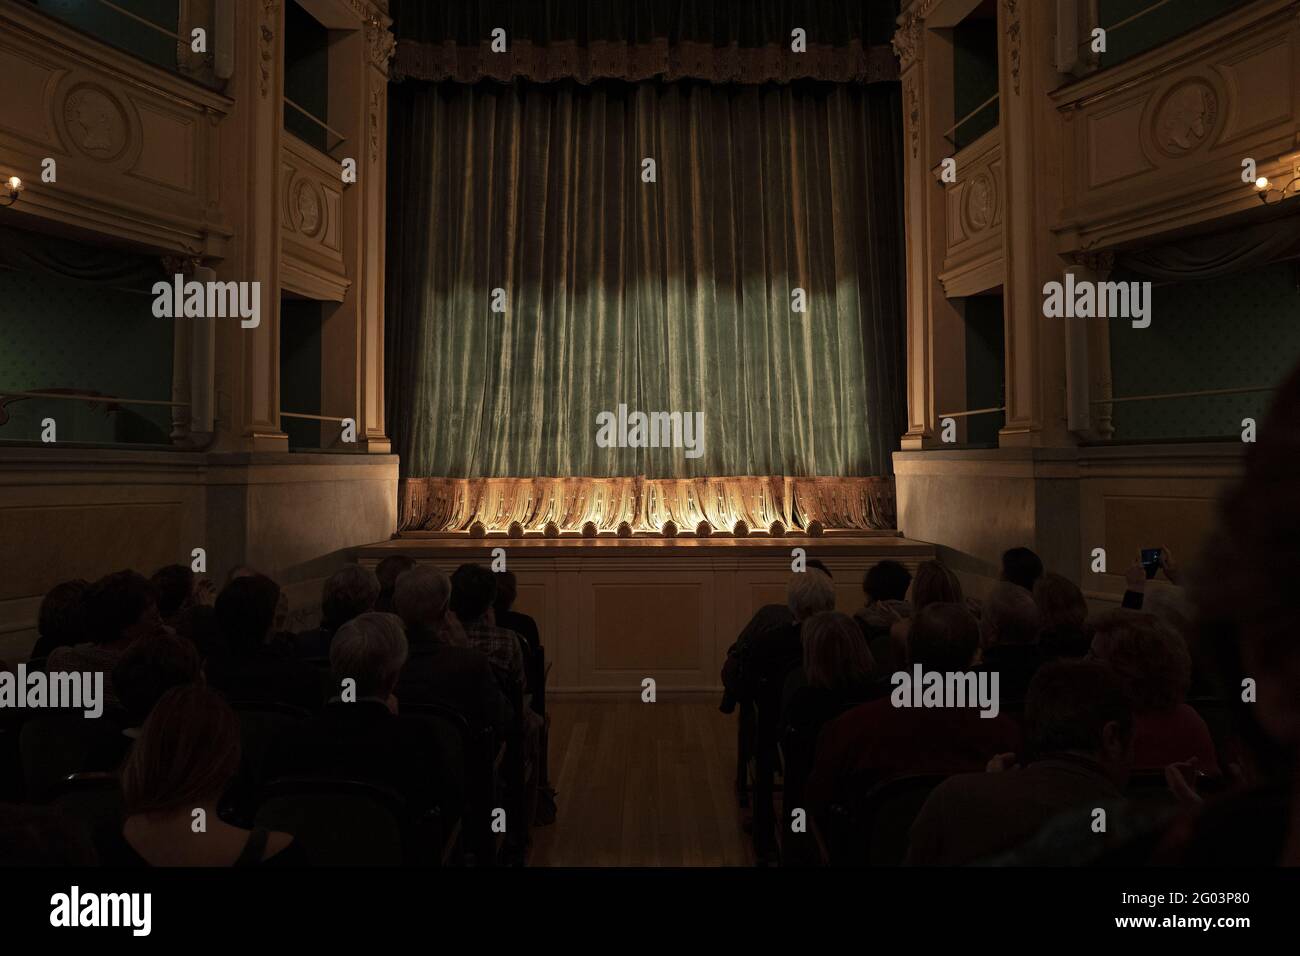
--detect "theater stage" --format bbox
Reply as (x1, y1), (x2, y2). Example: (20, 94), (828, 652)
(357, 532), (935, 697)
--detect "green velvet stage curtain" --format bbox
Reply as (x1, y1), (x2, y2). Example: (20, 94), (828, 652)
(385, 77), (906, 479)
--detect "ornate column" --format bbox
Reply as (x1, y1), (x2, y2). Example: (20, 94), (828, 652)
(212, 0), (287, 452)
(318, 2), (393, 453)
(895, 1), (968, 449)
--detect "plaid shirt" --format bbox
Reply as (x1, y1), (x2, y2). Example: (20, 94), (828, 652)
(462, 618), (527, 693)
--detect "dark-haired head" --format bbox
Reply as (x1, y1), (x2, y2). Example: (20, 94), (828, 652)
(1001, 547), (1044, 592)
(85, 571), (159, 648)
(374, 555), (416, 613)
(864, 560), (911, 604)
(493, 569), (519, 614)
(113, 633), (203, 725)
(215, 574), (280, 655)
(451, 564), (497, 623)
(909, 602), (979, 671)
(807, 559), (833, 579)
(150, 564), (195, 622)
(36, 580), (89, 655)
(321, 565), (380, 631)
(1024, 660), (1133, 779)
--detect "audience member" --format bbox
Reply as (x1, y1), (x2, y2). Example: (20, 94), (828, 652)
(719, 560), (831, 712)
(150, 564), (216, 627)
(394, 566), (510, 736)
(104, 685), (301, 866)
(1034, 572), (1090, 659)
(1088, 609), (1217, 774)
(807, 603), (1021, 809)
(781, 611), (877, 813)
(1001, 547), (1044, 592)
(854, 560), (913, 677)
(978, 582), (1044, 702)
(1156, 363), (1300, 864)
(730, 568), (837, 705)
(85, 634), (203, 771)
(374, 554), (417, 614)
(283, 612), (452, 818)
(29, 579), (89, 661)
(47, 571), (163, 711)
(1142, 582), (1215, 697)
(286, 565), (381, 659)
(886, 560), (963, 675)
(493, 570), (540, 654)
(450, 564), (527, 694)
(907, 660), (1133, 865)
(209, 574), (322, 712)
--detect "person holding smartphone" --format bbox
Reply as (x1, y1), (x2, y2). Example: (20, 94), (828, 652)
(1122, 546), (1182, 609)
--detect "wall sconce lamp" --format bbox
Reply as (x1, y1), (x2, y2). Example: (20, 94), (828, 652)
(1255, 172), (1298, 205)
(1, 176), (21, 207)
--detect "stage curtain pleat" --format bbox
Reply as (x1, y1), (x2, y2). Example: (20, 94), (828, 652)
(385, 77), (906, 487)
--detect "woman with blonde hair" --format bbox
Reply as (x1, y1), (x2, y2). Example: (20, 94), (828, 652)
(108, 685), (302, 866)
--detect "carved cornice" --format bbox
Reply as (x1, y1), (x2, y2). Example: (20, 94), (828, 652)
(1003, 0), (1022, 95)
(161, 255), (201, 276)
(259, 0), (279, 97)
(893, 0), (942, 70)
(365, 15), (397, 74)
(1068, 250), (1116, 274)
(892, 16), (922, 70)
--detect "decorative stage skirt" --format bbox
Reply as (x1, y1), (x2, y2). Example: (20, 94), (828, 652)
(397, 476), (895, 534)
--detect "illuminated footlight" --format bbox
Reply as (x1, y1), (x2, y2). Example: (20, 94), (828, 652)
(581, 520), (598, 538)
(806, 519), (825, 537)
(616, 520), (633, 538)
(768, 520), (786, 537)
(695, 520), (713, 537)
(543, 520), (560, 538)
(661, 520), (678, 537)
(468, 520), (487, 538)
(507, 520), (524, 538)
(732, 520), (750, 537)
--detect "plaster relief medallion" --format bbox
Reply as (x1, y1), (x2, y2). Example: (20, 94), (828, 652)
(294, 178), (323, 237)
(63, 85), (129, 161)
(1153, 79), (1219, 157)
(965, 172), (995, 232)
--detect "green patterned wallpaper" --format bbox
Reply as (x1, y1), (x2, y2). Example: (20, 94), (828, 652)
(1108, 261), (1300, 442)
(0, 267), (173, 445)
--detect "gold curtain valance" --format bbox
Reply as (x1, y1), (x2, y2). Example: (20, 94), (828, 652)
(397, 476), (895, 534)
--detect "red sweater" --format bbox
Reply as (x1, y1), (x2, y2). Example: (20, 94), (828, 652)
(1132, 704), (1220, 775)
(806, 697), (1022, 808)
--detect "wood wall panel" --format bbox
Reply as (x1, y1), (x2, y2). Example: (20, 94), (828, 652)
(360, 537), (936, 695)
(0, 502), (184, 601)
(589, 581), (703, 672)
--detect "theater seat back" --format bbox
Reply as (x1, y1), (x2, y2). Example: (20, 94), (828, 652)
(829, 773), (950, 866)
(253, 777), (408, 866)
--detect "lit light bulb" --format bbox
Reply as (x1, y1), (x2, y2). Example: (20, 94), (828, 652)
(5, 176), (19, 192)
(1255, 176), (1270, 191)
